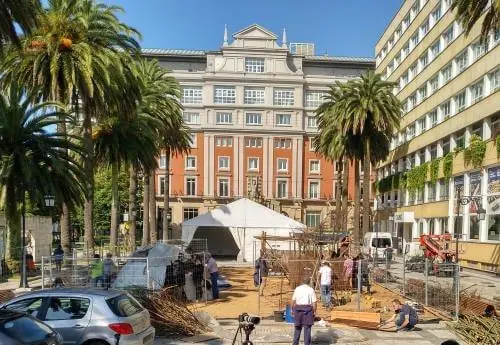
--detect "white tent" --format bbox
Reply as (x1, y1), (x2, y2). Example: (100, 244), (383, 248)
(181, 198), (306, 262)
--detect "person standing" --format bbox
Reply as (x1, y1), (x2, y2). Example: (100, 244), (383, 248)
(90, 254), (103, 287)
(206, 253), (219, 300)
(53, 245), (64, 272)
(291, 276), (317, 345)
(318, 260), (332, 308)
(102, 253), (116, 288)
(384, 244), (393, 269)
(192, 255), (204, 300)
(343, 253), (353, 289)
(254, 251), (269, 296)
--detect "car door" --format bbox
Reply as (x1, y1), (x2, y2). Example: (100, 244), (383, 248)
(3, 296), (47, 320)
(43, 296), (91, 345)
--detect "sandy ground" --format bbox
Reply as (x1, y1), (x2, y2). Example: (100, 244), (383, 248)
(189, 267), (438, 323)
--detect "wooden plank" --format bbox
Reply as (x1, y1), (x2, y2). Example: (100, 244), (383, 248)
(331, 310), (381, 324)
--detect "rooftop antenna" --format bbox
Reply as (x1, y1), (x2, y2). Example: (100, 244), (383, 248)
(223, 24), (228, 46)
(282, 28), (287, 48)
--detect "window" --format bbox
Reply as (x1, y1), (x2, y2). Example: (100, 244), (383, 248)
(407, 124), (416, 139)
(216, 112), (232, 124)
(394, 52), (401, 65)
(429, 110), (438, 127)
(274, 138), (292, 149)
(218, 178), (229, 197)
(215, 136), (233, 147)
(244, 87), (265, 104)
(274, 88), (294, 106)
(432, 7), (442, 21)
(401, 72), (409, 86)
(182, 87), (202, 104)
(307, 116), (317, 128)
(487, 215), (500, 241)
(441, 100), (451, 119)
(309, 137), (316, 151)
(455, 131), (465, 149)
(456, 51), (468, 72)
(409, 93), (417, 108)
(490, 69), (500, 91)
(442, 137), (450, 155)
(5, 297), (44, 318)
(305, 91), (326, 108)
(214, 86), (235, 104)
(0, 315), (54, 344)
(420, 20), (429, 35)
(472, 123), (482, 138)
(427, 183), (436, 201)
(418, 150), (425, 164)
(246, 113), (262, 125)
(305, 211), (321, 227)
(276, 113), (292, 126)
(442, 64), (452, 82)
(245, 57), (265, 73)
(410, 63), (418, 78)
(186, 156), (196, 169)
(418, 116), (426, 133)
(159, 176), (166, 195)
(443, 25), (454, 45)
(159, 155), (166, 169)
(419, 86), (427, 100)
(403, 14), (410, 29)
(471, 81), (484, 103)
(455, 91), (466, 111)
(186, 177), (196, 196)
(218, 156), (230, 170)
(473, 40), (487, 60)
(402, 43), (410, 57)
(309, 181), (319, 199)
(277, 180), (288, 198)
(183, 112), (200, 124)
(245, 137), (262, 147)
(183, 208), (198, 220)
(189, 133), (197, 148)
(420, 54), (429, 68)
(45, 298), (90, 321)
(430, 144), (437, 159)
(430, 75), (439, 93)
(248, 158), (259, 171)
(411, 33), (419, 48)
(277, 158), (288, 172)
(106, 294), (143, 317)
(430, 40), (441, 57)
(309, 160), (320, 173)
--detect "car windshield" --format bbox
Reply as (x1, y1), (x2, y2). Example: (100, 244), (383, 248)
(1, 316), (54, 343)
(106, 294), (143, 317)
(372, 238), (391, 248)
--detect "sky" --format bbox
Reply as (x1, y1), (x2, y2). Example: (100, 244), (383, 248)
(108, 0), (403, 58)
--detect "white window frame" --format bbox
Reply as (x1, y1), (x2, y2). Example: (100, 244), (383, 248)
(216, 112), (232, 124)
(442, 64), (452, 83)
(274, 88), (294, 106)
(276, 179), (288, 199)
(182, 87), (202, 104)
(305, 211), (321, 228)
(218, 177), (230, 197)
(185, 176), (197, 196)
(418, 116), (426, 133)
(245, 57), (265, 73)
(218, 156), (230, 170)
(455, 91), (466, 112)
(443, 25), (454, 45)
(429, 110), (438, 127)
(245, 113), (262, 125)
(189, 133), (197, 148)
(429, 75), (439, 93)
(182, 112), (200, 125)
(159, 155), (166, 169)
(245, 137), (262, 148)
(456, 51), (468, 73)
(470, 81), (484, 103)
(305, 91), (326, 108)
(277, 158), (288, 172)
(185, 156), (196, 170)
(248, 157), (259, 171)
(309, 137), (316, 151)
(490, 69), (500, 92)
(307, 116), (317, 128)
(441, 100), (451, 119)
(274, 138), (292, 149)
(309, 160), (320, 174)
(215, 136), (233, 147)
(214, 86), (236, 104)
(244, 87), (265, 104)
(308, 181), (320, 199)
(276, 113), (292, 126)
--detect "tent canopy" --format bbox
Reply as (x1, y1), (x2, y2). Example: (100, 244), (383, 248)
(181, 198), (306, 261)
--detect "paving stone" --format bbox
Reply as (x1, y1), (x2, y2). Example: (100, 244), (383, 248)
(426, 329), (459, 339)
(373, 330), (423, 338)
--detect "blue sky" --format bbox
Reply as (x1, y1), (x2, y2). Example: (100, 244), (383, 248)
(109, 0), (402, 58)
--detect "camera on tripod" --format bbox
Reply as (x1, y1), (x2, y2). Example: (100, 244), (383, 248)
(238, 313), (261, 326)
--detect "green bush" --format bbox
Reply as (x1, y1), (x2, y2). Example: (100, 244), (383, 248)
(430, 158), (441, 184)
(406, 163), (428, 193)
(443, 152), (453, 180)
(464, 134), (486, 168)
(496, 136), (500, 158)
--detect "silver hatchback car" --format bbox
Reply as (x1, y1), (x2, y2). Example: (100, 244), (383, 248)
(1, 288), (155, 345)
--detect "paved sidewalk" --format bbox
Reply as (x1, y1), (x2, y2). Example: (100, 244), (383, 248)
(155, 320), (462, 345)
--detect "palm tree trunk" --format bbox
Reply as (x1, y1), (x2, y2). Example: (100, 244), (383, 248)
(110, 162), (119, 255)
(335, 157), (343, 232)
(162, 148), (171, 240)
(128, 165), (137, 253)
(352, 159), (361, 257)
(341, 159), (349, 233)
(149, 172), (157, 243)
(362, 140), (371, 235)
(142, 173), (150, 246)
(83, 111), (94, 256)
(5, 183), (20, 260)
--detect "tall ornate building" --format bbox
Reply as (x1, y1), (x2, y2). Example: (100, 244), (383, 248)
(374, 0), (499, 272)
(144, 24), (374, 234)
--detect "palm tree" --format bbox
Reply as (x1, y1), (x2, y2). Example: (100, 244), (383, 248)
(0, 0), (40, 52)
(451, 0), (500, 41)
(0, 82), (85, 260)
(1, 0), (141, 255)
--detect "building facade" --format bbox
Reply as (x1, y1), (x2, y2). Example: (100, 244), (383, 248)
(374, 0), (499, 272)
(144, 24), (374, 234)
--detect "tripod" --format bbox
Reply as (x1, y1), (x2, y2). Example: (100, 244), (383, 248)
(231, 322), (255, 345)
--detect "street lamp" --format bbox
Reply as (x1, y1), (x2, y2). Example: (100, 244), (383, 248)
(44, 195), (55, 207)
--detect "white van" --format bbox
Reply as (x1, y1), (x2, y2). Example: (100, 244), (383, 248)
(362, 232), (393, 260)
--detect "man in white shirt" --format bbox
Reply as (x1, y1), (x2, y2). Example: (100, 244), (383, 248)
(319, 260), (332, 308)
(205, 253), (219, 299)
(291, 276), (317, 345)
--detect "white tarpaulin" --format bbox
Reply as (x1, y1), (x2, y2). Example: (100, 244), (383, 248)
(181, 198), (306, 262)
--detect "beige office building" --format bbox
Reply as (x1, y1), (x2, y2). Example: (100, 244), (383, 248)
(374, 0), (499, 272)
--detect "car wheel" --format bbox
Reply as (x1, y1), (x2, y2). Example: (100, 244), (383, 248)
(86, 341), (109, 345)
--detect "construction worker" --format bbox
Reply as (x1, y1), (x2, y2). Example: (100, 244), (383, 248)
(90, 254), (104, 287)
(291, 276), (317, 345)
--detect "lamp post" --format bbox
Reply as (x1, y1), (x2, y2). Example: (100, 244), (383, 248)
(19, 196), (27, 288)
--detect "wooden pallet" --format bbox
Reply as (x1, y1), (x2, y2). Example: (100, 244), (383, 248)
(331, 310), (381, 329)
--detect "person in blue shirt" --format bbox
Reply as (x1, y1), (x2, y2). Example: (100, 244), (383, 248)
(380, 299), (418, 331)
